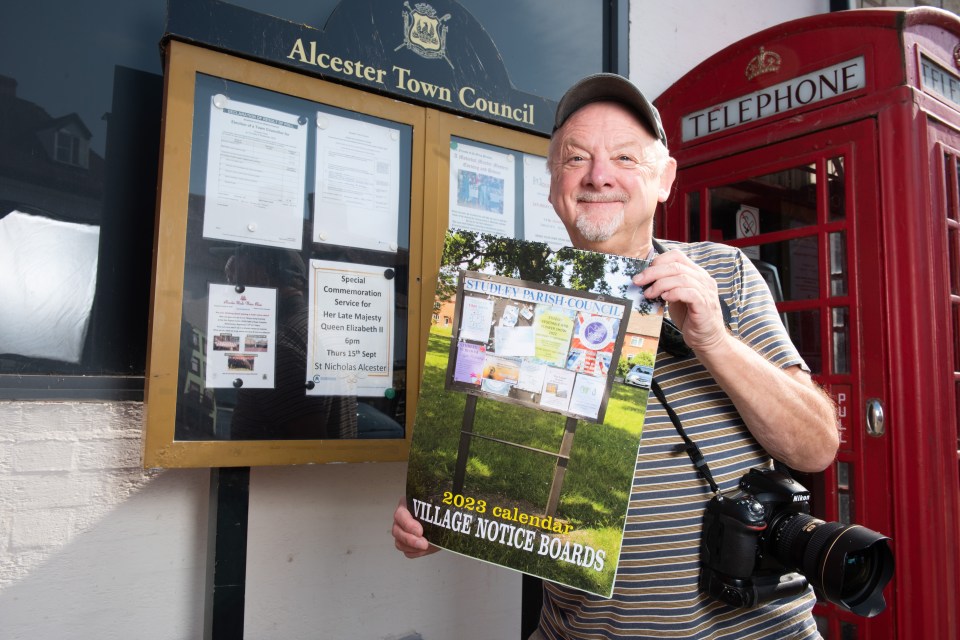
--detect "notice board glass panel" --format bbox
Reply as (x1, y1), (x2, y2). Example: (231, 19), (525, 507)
(420, 112), (550, 357)
(144, 41), (426, 467)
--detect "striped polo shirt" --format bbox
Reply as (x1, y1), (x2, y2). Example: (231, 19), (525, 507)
(538, 240), (820, 639)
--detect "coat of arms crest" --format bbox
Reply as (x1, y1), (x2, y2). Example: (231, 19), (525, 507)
(395, 1), (453, 69)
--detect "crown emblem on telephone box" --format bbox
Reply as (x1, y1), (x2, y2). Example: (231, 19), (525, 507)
(396, 1), (453, 69)
(745, 47), (782, 81)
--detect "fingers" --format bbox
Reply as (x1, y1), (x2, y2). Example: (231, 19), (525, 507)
(634, 250), (716, 303)
(633, 250), (726, 350)
(392, 498), (438, 558)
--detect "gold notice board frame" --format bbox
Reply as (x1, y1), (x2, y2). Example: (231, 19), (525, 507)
(143, 41), (426, 467)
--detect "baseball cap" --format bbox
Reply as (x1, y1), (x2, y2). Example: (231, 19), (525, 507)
(553, 73), (668, 148)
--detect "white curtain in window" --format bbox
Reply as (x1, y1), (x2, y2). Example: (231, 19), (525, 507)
(0, 210), (100, 363)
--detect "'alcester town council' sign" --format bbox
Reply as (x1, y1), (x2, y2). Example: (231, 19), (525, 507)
(165, 0), (553, 134)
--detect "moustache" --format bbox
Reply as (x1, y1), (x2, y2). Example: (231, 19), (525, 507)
(576, 193), (628, 204)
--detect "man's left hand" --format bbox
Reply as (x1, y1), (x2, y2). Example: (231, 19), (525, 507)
(633, 249), (727, 353)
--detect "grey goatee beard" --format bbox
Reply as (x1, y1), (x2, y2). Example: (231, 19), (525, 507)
(575, 194), (626, 242)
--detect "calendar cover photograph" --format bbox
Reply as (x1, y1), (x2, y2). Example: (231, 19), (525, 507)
(406, 231), (664, 597)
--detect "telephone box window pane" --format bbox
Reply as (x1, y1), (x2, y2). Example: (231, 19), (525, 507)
(838, 491), (852, 524)
(837, 461), (852, 524)
(946, 153), (956, 222)
(953, 305), (960, 373)
(829, 231), (848, 297)
(783, 309), (821, 374)
(813, 615), (829, 639)
(687, 191), (701, 242)
(837, 459), (850, 488)
(954, 155), (960, 223)
(955, 380), (959, 457)
(840, 621), (859, 640)
(708, 162), (816, 242)
(827, 156), (846, 222)
(753, 236), (820, 301)
(949, 225), (959, 296)
(832, 306), (851, 375)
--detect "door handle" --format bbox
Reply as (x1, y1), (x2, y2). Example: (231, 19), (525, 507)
(865, 398), (885, 437)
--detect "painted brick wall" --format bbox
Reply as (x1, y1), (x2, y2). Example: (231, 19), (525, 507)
(0, 401), (209, 639)
(0, 402), (520, 639)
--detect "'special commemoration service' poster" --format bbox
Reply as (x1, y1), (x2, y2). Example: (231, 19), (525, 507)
(406, 231), (664, 597)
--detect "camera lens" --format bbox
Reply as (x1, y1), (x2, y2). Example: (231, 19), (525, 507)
(842, 547), (883, 600)
(769, 513), (894, 618)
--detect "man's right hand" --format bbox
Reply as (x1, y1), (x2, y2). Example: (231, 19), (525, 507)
(392, 498), (439, 558)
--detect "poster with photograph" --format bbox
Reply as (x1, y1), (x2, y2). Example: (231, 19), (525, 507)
(448, 141), (516, 236)
(406, 231), (664, 598)
(202, 96), (308, 249)
(204, 283), (277, 388)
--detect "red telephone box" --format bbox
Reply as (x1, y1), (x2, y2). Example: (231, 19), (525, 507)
(655, 8), (960, 639)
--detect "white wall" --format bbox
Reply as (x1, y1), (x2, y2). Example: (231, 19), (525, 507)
(631, 0), (832, 100)
(0, 402), (520, 640)
(245, 464), (520, 639)
(0, 402), (207, 640)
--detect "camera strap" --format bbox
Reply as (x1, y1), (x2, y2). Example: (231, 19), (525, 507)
(649, 238), (730, 496)
(650, 379), (720, 495)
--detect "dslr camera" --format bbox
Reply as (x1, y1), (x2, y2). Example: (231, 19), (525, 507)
(700, 467), (894, 617)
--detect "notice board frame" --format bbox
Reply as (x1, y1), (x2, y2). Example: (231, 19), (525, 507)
(143, 40), (426, 467)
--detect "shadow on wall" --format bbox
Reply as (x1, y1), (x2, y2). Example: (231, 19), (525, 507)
(0, 461), (209, 639)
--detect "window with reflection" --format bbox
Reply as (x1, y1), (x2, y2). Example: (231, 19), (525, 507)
(950, 225), (960, 296)
(686, 190), (701, 242)
(1, 0), (607, 389)
(827, 156), (846, 221)
(748, 236), (820, 301)
(832, 306), (850, 375)
(837, 460), (853, 524)
(829, 231), (848, 297)
(708, 162), (817, 242)
(840, 620), (859, 640)
(783, 309), (822, 374)
(955, 305), (960, 374)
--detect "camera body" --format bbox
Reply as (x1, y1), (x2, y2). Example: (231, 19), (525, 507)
(700, 467), (893, 617)
(700, 468), (814, 608)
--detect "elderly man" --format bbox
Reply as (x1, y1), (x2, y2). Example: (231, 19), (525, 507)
(393, 73), (839, 639)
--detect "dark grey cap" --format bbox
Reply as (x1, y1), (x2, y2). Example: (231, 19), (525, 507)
(553, 73), (667, 148)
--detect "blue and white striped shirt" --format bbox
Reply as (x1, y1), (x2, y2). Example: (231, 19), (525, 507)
(538, 240), (820, 640)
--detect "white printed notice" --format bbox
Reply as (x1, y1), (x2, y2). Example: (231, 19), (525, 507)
(458, 295), (495, 343)
(306, 260), (394, 396)
(522, 153), (568, 250)
(449, 141), (515, 236)
(205, 284), (277, 389)
(202, 95), (308, 249)
(569, 374), (605, 419)
(313, 112), (401, 252)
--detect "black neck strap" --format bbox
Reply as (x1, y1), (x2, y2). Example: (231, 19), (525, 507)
(649, 238), (720, 493)
(650, 379), (720, 495)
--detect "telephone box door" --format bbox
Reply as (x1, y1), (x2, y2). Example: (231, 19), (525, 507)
(663, 118), (894, 639)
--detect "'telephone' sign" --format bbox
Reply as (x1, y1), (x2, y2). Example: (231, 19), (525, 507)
(920, 55), (960, 109)
(682, 56), (865, 142)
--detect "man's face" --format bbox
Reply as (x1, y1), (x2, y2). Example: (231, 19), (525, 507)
(548, 101), (676, 256)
